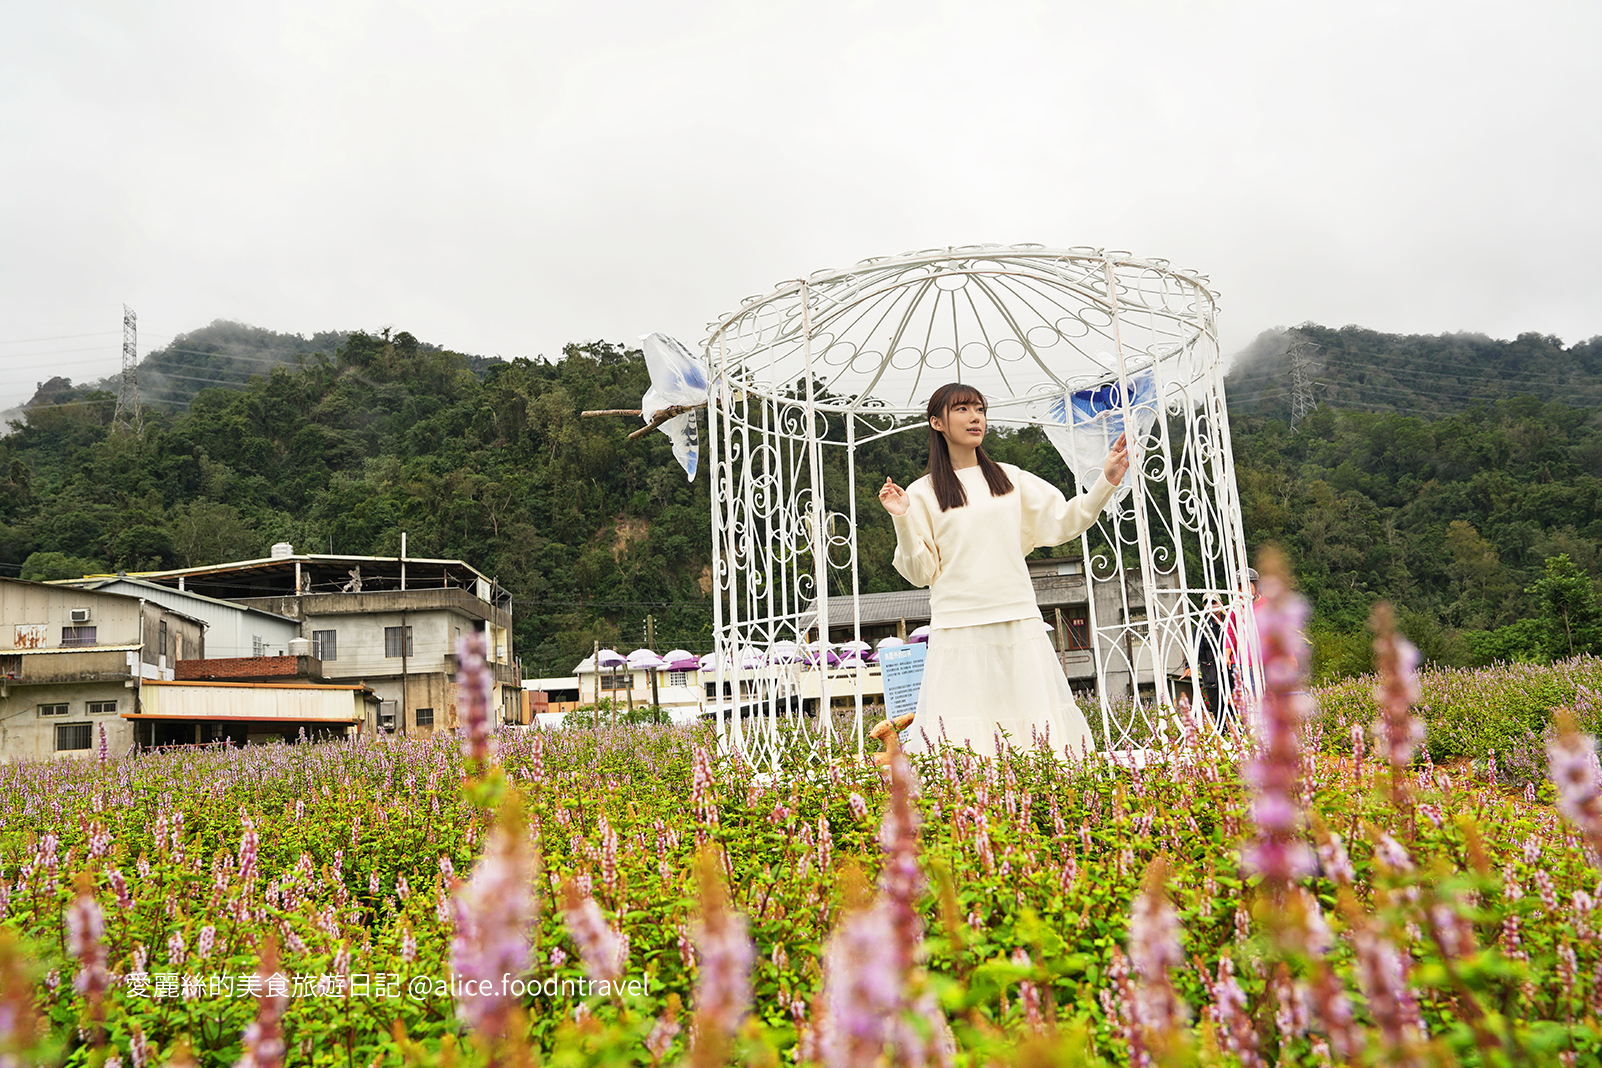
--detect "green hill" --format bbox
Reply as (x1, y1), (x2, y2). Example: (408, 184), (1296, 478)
(1227, 323), (1602, 419)
(3, 320), (1598, 680)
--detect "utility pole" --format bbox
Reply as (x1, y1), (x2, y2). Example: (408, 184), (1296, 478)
(646, 614), (660, 710)
(113, 304), (140, 432)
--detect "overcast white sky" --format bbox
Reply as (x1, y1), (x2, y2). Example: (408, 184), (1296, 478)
(2, 0), (1598, 414)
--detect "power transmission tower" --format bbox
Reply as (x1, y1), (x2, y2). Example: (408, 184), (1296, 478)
(1288, 333), (1317, 429)
(113, 304), (140, 432)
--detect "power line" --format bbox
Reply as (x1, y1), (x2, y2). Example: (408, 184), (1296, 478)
(0, 331), (120, 346)
(1236, 347), (1600, 390)
(1232, 369), (1594, 407)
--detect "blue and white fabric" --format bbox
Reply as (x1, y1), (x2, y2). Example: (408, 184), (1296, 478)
(640, 333), (709, 480)
(1035, 365), (1158, 510)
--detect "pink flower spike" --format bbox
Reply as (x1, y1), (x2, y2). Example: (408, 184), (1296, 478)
(1127, 858), (1189, 1054)
(450, 802), (536, 1041)
(454, 631), (494, 770)
(1240, 550), (1315, 895)
(235, 936), (288, 1068)
(65, 874), (109, 1033)
(1371, 604), (1425, 810)
(562, 883), (623, 983)
(689, 850), (754, 1056)
(1548, 712), (1602, 865)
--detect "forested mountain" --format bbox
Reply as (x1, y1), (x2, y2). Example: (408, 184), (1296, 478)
(2, 322), (1598, 680)
(1228, 324), (1602, 418)
(1224, 325), (1602, 670)
(1, 331), (716, 676)
(21, 322), (352, 413)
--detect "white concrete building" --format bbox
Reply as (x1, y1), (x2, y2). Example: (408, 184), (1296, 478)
(58, 576), (298, 658)
(138, 547), (519, 735)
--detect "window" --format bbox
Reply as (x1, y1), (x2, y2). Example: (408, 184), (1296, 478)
(55, 724), (92, 751)
(39, 703), (69, 718)
(0, 654), (19, 678)
(312, 630), (338, 661)
(378, 701), (398, 733)
(1067, 616), (1090, 650)
(87, 700), (117, 715)
(668, 671), (689, 687)
(600, 673), (633, 690)
(62, 626), (97, 647)
(384, 626), (414, 658)
(415, 707), (435, 727)
(252, 635), (266, 657)
(158, 620), (168, 658)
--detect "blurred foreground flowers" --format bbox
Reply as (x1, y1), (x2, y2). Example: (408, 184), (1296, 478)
(2, 587), (1601, 1065)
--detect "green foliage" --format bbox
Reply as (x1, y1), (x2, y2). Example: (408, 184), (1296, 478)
(1310, 654), (1602, 781)
(562, 699), (673, 728)
(2, 332), (728, 678)
(1308, 626), (1373, 684)
(19, 550), (105, 581)
(1529, 553), (1602, 659)
(1462, 618), (1549, 665)
(1228, 325), (1602, 672)
(1230, 324), (1602, 419)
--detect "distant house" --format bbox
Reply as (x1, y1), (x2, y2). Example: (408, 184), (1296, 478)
(136, 678), (377, 748)
(55, 576), (299, 658)
(136, 545), (520, 734)
(566, 655), (705, 721)
(0, 577), (205, 759)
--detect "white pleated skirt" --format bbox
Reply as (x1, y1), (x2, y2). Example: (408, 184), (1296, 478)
(902, 618), (1096, 759)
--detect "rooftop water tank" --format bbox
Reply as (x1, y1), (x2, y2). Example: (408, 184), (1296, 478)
(271, 542), (294, 559)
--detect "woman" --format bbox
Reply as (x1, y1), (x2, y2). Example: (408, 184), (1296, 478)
(877, 382), (1130, 757)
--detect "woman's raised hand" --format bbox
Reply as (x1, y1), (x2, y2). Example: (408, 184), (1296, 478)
(1104, 432), (1132, 486)
(879, 477), (909, 516)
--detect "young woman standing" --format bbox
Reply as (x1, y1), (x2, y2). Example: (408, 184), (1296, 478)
(878, 382), (1130, 757)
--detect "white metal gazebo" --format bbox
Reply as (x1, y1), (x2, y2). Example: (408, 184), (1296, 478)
(698, 245), (1258, 768)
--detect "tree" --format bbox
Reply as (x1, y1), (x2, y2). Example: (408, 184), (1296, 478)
(20, 551), (104, 582)
(1528, 554), (1602, 659)
(108, 524), (176, 572)
(167, 500), (259, 568)
(1445, 520), (1514, 628)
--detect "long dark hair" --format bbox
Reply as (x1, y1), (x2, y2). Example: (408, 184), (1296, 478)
(926, 382), (1014, 511)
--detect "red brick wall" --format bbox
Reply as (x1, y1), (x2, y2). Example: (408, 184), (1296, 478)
(176, 656), (302, 680)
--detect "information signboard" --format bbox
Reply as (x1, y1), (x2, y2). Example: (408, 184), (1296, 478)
(878, 642), (927, 726)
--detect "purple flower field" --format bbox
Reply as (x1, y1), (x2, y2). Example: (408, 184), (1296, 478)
(5, 625), (1602, 1066)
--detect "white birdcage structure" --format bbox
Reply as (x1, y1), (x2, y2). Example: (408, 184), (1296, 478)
(701, 244), (1258, 767)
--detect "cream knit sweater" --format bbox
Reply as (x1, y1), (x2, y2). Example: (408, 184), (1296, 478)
(891, 462), (1117, 629)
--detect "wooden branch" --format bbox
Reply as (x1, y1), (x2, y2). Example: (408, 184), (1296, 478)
(627, 403), (704, 440)
(580, 403), (708, 441)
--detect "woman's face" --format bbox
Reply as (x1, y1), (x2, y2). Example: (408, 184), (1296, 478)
(931, 398), (987, 450)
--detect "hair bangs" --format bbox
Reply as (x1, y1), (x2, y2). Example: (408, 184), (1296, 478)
(935, 384), (986, 414)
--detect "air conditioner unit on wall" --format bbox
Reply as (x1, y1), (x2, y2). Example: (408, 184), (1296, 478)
(69, 608), (91, 623)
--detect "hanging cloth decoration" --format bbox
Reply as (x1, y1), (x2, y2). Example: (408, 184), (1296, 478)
(1033, 364), (1158, 510)
(639, 333), (709, 480)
